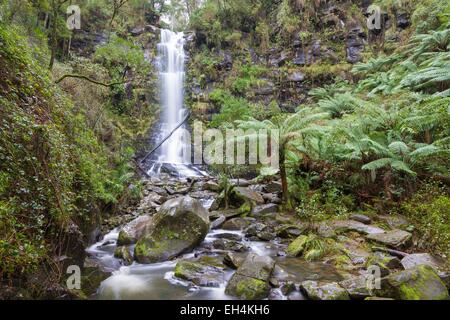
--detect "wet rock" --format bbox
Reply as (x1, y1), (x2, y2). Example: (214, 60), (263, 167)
(350, 214), (372, 225)
(366, 229), (412, 249)
(262, 193), (282, 204)
(223, 252), (247, 269)
(251, 204), (279, 216)
(130, 27), (145, 36)
(209, 209), (241, 220)
(245, 222), (270, 238)
(222, 218), (252, 231)
(286, 235), (309, 257)
(174, 256), (226, 287)
(276, 224), (301, 239)
(233, 187), (265, 205)
(301, 281), (350, 300)
(114, 246), (133, 265)
(371, 252), (403, 275)
(214, 232), (243, 241)
(203, 180), (220, 192)
(377, 265), (449, 300)
(225, 253), (275, 300)
(339, 275), (373, 299)
(281, 282), (296, 295)
(438, 271), (450, 289)
(401, 253), (448, 272)
(134, 196), (210, 263)
(212, 239), (248, 252)
(328, 220), (385, 235)
(146, 192), (166, 205)
(117, 215), (152, 246)
(210, 215), (226, 229)
(264, 181), (283, 194)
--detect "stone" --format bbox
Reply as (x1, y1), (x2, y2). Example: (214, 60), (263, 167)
(229, 179), (251, 187)
(401, 253), (448, 272)
(262, 193), (282, 204)
(223, 252), (247, 269)
(251, 204), (279, 216)
(212, 239), (248, 252)
(134, 196), (209, 263)
(276, 225), (304, 239)
(130, 27), (145, 36)
(371, 252), (403, 275)
(222, 218), (251, 231)
(225, 253), (275, 300)
(117, 215), (152, 246)
(330, 220), (385, 235)
(366, 229), (412, 249)
(286, 235), (309, 257)
(174, 256), (226, 288)
(377, 214), (410, 229)
(376, 265), (449, 300)
(233, 187), (264, 206)
(113, 246), (133, 265)
(203, 180), (220, 192)
(264, 181), (283, 194)
(210, 215), (226, 229)
(350, 214), (372, 225)
(214, 233), (242, 241)
(287, 72), (305, 82)
(339, 275), (374, 299)
(209, 209), (241, 220)
(301, 281), (350, 300)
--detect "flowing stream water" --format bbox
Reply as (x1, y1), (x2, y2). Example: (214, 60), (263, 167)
(86, 30), (342, 300)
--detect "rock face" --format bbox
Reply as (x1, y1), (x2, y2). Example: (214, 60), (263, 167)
(366, 229), (412, 249)
(134, 196), (210, 263)
(301, 281), (350, 300)
(225, 253), (275, 300)
(377, 265), (449, 300)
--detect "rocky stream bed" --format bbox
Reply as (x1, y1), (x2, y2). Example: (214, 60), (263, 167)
(85, 175), (450, 300)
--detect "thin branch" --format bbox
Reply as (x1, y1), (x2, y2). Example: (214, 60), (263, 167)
(55, 74), (124, 87)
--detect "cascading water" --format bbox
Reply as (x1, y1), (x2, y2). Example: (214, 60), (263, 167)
(147, 29), (204, 178)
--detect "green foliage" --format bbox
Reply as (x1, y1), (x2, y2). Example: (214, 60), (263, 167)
(209, 89), (251, 127)
(398, 183), (450, 256)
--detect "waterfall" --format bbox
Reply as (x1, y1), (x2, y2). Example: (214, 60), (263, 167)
(148, 29), (204, 178)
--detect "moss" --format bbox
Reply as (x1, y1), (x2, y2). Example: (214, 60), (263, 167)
(286, 235), (309, 257)
(235, 277), (269, 300)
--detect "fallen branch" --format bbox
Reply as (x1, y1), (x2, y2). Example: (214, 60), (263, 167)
(55, 74), (124, 87)
(372, 246), (409, 259)
(140, 111), (191, 164)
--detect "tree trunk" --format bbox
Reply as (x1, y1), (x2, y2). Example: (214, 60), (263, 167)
(280, 148), (289, 205)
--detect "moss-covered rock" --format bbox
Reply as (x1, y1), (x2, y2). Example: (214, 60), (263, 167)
(174, 256), (226, 287)
(301, 281), (350, 300)
(114, 246), (133, 265)
(134, 196), (209, 263)
(286, 235), (308, 257)
(376, 265), (449, 300)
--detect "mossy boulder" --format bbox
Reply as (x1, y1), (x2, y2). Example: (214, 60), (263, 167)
(114, 246), (133, 265)
(174, 256), (226, 287)
(286, 235), (308, 257)
(225, 253), (275, 300)
(134, 196), (210, 263)
(301, 281), (350, 300)
(376, 265), (449, 300)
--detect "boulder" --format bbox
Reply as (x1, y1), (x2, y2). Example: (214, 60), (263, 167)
(232, 187), (265, 206)
(251, 204), (279, 216)
(301, 281), (350, 300)
(223, 252), (247, 269)
(225, 253), (275, 300)
(222, 218), (252, 231)
(117, 215), (152, 246)
(330, 220), (385, 235)
(339, 275), (374, 299)
(286, 235), (309, 257)
(264, 181), (283, 194)
(401, 253), (448, 272)
(113, 246), (133, 265)
(174, 256), (226, 287)
(366, 229), (412, 249)
(212, 239), (248, 252)
(134, 196), (209, 263)
(262, 193), (282, 204)
(230, 179), (251, 187)
(377, 265), (449, 300)
(210, 215), (226, 229)
(203, 180), (220, 192)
